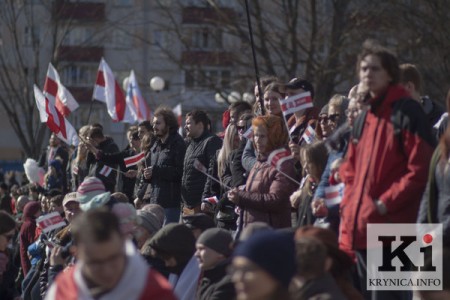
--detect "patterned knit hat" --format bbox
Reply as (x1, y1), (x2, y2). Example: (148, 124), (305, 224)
(77, 177), (105, 206)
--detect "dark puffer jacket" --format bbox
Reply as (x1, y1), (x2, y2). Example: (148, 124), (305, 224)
(236, 153), (299, 229)
(148, 132), (186, 208)
(181, 131), (222, 208)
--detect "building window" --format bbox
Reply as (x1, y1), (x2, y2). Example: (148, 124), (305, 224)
(62, 27), (99, 47)
(61, 64), (97, 87)
(111, 29), (132, 49)
(153, 30), (170, 49)
(186, 27), (222, 50)
(24, 26), (40, 46)
(185, 68), (230, 89)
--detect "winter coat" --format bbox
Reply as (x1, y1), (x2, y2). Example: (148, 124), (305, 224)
(339, 84), (435, 251)
(20, 202), (41, 276)
(148, 132), (186, 208)
(97, 145), (138, 203)
(88, 137), (120, 193)
(182, 131), (222, 208)
(417, 146), (450, 246)
(197, 260), (236, 300)
(237, 153), (299, 229)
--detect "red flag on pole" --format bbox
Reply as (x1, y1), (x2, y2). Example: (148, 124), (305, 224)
(34, 85), (79, 146)
(43, 63), (79, 116)
(93, 58), (134, 122)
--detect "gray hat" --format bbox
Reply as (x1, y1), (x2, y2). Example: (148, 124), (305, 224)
(137, 210), (161, 234)
(197, 228), (233, 257)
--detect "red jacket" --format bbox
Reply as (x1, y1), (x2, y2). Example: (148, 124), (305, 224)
(339, 85), (435, 251)
(237, 154), (299, 228)
(46, 267), (176, 300)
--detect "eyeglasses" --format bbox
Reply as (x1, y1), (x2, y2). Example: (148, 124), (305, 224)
(319, 115), (328, 123)
(237, 126), (246, 131)
(328, 114), (340, 122)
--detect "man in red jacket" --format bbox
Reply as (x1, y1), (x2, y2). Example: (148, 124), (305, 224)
(339, 42), (435, 299)
(45, 209), (175, 300)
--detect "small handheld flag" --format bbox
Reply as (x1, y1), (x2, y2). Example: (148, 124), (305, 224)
(99, 165), (112, 177)
(324, 183), (345, 207)
(124, 152), (145, 168)
(302, 125), (316, 144)
(37, 212), (66, 233)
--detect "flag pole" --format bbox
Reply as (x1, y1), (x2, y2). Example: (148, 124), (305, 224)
(244, 0), (265, 115)
(276, 168), (300, 185)
(86, 98), (94, 125)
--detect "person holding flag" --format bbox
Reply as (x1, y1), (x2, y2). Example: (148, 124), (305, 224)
(84, 126), (120, 193)
(83, 126), (141, 203)
(283, 78), (319, 161)
(227, 115), (299, 232)
(143, 106), (186, 223)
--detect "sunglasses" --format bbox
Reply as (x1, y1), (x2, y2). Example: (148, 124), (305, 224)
(328, 114), (340, 122)
(237, 126), (246, 131)
(319, 116), (328, 123)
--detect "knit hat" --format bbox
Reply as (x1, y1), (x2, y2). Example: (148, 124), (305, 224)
(137, 210), (161, 235)
(294, 226), (353, 270)
(182, 213), (215, 231)
(234, 231), (296, 288)
(79, 192), (111, 211)
(112, 203), (137, 235)
(148, 223), (195, 264)
(197, 228), (233, 257)
(77, 177), (106, 206)
(141, 204), (165, 227)
(63, 192), (79, 207)
(0, 211), (16, 235)
(284, 78), (315, 99)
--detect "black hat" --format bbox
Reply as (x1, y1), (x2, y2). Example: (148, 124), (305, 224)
(0, 211), (16, 235)
(197, 228), (233, 257)
(284, 78), (315, 99)
(182, 213), (215, 231)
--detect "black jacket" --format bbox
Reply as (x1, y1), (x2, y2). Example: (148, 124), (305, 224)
(197, 260), (236, 300)
(182, 131), (222, 208)
(88, 137), (120, 192)
(148, 132), (186, 208)
(98, 146), (138, 203)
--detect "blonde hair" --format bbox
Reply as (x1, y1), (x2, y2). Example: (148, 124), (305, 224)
(217, 124), (238, 177)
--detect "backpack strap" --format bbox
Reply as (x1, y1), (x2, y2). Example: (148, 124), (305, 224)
(351, 110), (368, 143)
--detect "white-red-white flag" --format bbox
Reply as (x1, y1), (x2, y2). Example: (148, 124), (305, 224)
(279, 92), (313, 117)
(93, 58), (134, 122)
(34, 85), (79, 146)
(242, 127), (253, 139)
(324, 183), (345, 207)
(267, 148), (291, 170)
(124, 152), (145, 168)
(172, 103), (183, 135)
(194, 159), (207, 174)
(302, 125), (316, 144)
(37, 212), (66, 233)
(43, 63), (79, 116)
(125, 70), (151, 123)
(202, 196), (219, 206)
(99, 165), (113, 177)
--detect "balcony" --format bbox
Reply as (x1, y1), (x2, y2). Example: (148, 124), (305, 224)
(181, 51), (234, 66)
(182, 7), (236, 24)
(57, 46), (103, 62)
(53, 0), (105, 21)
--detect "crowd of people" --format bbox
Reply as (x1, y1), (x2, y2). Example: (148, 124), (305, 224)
(0, 42), (449, 300)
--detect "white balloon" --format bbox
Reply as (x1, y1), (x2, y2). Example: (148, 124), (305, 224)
(227, 91), (241, 103)
(150, 76), (165, 91)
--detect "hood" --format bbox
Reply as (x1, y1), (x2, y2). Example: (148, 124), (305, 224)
(23, 201), (41, 220)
